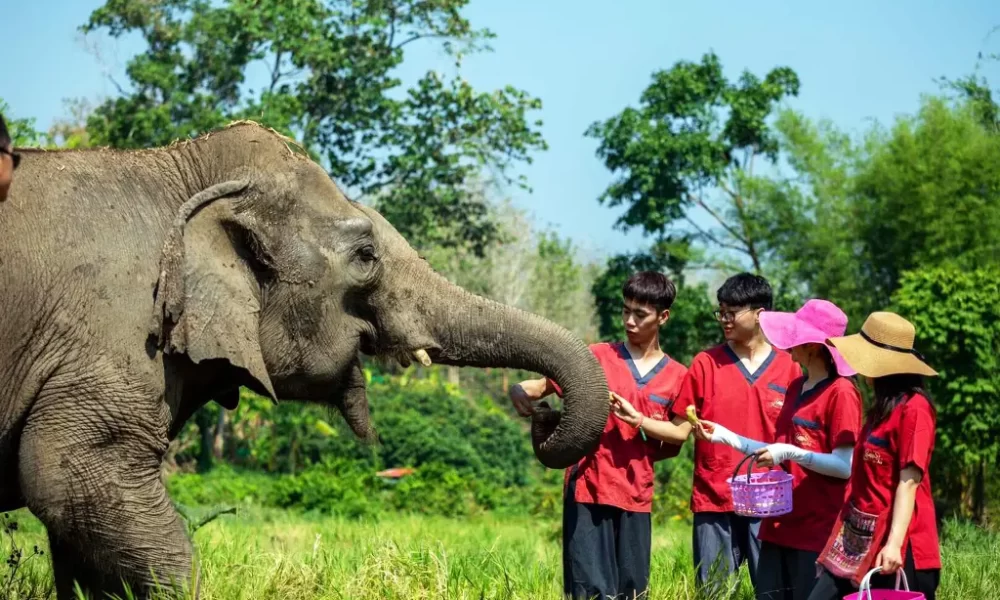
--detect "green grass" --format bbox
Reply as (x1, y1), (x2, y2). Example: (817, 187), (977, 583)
(3, 508), (998, 599)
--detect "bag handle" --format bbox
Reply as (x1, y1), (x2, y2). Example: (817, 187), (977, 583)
(731, 452), (758, 483)
(858, 566), (911, 600)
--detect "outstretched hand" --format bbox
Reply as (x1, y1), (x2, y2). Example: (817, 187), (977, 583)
(693, 420), (717, 442)
(509, 383), (535, 417)
(609, 392), (643, 428)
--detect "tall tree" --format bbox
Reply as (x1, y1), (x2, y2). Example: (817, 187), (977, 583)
(764, 96), (1000, 323)
(891, 266), (1000, 523)
(584, 52), (800, 274)
(81, 0), (546, 254)
(527, 231), (598, 342)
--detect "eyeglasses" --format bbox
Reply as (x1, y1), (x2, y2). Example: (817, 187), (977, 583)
(713, 307), (753, 323)
(1, 147), (20, 170)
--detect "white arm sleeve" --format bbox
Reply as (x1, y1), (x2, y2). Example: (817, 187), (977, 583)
(769, 443), (854, 479)
(710, 425), (768, 454)
(797, 445), (854, 479)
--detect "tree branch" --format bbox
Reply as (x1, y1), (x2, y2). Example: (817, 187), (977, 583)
(387, 0), (397, 48)
(394, 33), (450, 50)
(690, 194), (748, 247)
(719, 150), (764, 273)
(684, 215), (746, 253)
(269, 50), (284, 94)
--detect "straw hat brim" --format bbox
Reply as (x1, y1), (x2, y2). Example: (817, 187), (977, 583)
(827, 333), (938, 378)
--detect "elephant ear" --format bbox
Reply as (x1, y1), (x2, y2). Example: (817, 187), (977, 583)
(149, 179), (277, 402)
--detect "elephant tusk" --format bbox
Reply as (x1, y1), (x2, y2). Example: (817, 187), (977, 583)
(413, 349), (432, 367)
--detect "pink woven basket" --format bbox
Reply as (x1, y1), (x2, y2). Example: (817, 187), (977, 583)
(726, 453), (794, 518)
(843, 568), (925, 600)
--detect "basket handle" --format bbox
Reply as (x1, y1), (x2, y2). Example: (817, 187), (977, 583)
(731, 452), (758, 483)
(895, 569), (910, 591)
(858, 566), (911, 599)
(858, 567), (880, 600)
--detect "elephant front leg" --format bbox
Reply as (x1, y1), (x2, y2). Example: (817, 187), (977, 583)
(19, 403), (195, 599)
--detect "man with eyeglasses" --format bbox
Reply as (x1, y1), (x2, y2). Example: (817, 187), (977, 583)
(0, 113), (20, 202)
(667, 273), (803, 595)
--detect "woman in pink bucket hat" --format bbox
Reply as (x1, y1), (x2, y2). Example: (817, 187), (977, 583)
(694, 299), (864, 600)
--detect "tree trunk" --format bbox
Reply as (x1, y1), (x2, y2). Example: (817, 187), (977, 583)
(213, 410), (226, 459)
(195, 408), (214, 473)
(501, 369), (510, 394)
(447, 366), (460, 386)
(974, 457), (986, 524)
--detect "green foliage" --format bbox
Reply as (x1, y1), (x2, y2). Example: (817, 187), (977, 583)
(767, 96), (1000, 324)
(526, 231), (596, 337)
(890, 266), (1000, 521)
(584, 52), (800, 272)
(80, 0), (546, 254)
(175, 368), (532, 490)
(0, 100), (45, 146)
(6, 507), (998, 599)
(270, 459), (379, 519)
(369, 369), (532, 487)
(420, 195), (599, 341)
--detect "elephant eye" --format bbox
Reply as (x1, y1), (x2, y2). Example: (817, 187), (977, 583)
(356, 244), (377, 263)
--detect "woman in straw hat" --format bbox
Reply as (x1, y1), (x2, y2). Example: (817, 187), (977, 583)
(807, 311), (941, 600)
(692, 299), (864, 600)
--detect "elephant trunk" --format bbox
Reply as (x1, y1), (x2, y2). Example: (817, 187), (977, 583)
(407, 267), (610, 470)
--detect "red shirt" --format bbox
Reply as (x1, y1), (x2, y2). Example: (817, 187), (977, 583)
(670, 344), (802, 513)
(849, 393), (940, 570)
(758, 376), (863, 552)
(548, 342), (688, 513)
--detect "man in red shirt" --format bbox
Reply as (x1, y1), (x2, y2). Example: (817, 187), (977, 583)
(669, 273), (803, 593)
(509, 271), (688, 600)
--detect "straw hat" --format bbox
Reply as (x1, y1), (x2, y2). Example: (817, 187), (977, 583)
(826, 312), (937, 378)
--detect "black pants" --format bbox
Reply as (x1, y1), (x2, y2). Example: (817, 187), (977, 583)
(692, 512), (762, 594)
(755, 541), (820, 600)
(806, 545), (940, 600)
(562, 481), (651, 600)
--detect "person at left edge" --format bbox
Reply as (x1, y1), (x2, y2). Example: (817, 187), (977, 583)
(508, 271), (689, 600)
(0, 113), (20, 202)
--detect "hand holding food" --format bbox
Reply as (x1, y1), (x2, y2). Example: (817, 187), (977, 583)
(685, 406), (700, 426)
(609, 392), (643, 428)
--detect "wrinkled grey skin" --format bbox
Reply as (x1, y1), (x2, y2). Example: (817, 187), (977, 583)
(0, 122), (609, 599)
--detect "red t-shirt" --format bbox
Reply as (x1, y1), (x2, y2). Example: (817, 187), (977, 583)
(548, 342), (688, 513)
(849, 393), (940, 570)
(758, 376), (863, 552)
(670, 344), (802, 513)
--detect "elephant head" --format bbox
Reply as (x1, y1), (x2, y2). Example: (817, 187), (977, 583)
(149, 121), (608, 469)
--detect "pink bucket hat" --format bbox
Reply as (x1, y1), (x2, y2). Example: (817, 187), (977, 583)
(759, 299), (857, 377)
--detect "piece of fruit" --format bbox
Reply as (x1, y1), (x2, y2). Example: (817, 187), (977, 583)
(685, 406), (700, 425)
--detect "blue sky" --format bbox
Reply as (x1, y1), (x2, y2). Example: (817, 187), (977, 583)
(6, 1), (1000, 264)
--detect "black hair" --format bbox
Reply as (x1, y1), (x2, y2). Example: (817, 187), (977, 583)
(816, 344), (838, 378)
(717, 272), (773, 310)
(867, 374), (935, 426)
(0, 113), (10, 149)
(622, 271), (677, 312)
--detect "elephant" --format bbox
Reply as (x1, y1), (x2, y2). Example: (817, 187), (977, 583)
(0, 121), (609, 599)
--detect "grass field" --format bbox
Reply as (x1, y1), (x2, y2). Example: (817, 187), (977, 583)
(3, 506), (999, 599)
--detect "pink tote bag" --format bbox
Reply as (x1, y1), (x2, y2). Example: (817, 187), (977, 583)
(843, 568), (926, 600)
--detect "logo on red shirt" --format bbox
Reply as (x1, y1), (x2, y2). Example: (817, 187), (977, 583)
(863, 449), (884, 465)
